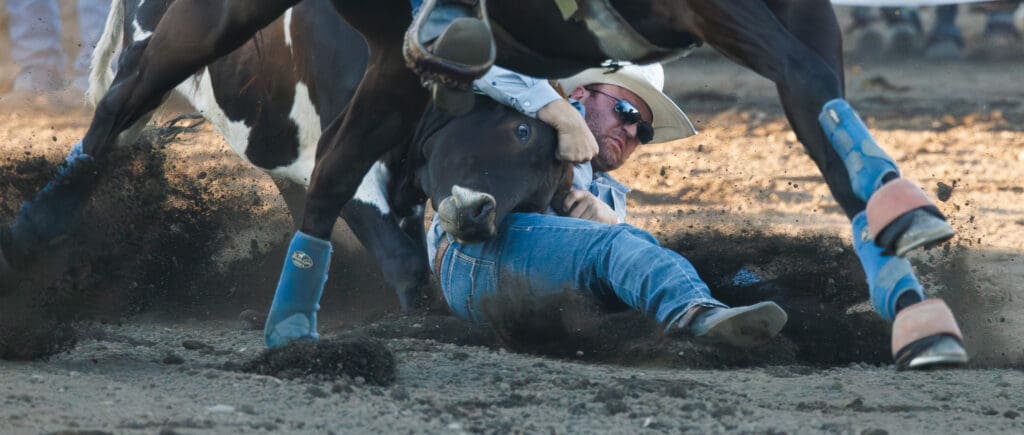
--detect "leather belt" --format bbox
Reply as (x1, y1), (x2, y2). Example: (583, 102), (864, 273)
(434, 235), (453, 277)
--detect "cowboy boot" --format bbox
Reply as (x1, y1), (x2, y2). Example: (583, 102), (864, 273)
(678, 302), (789, 348)
(404, 0), (496, 115)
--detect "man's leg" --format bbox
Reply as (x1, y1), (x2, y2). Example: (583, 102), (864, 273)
(880, 7), (923, 56)
(438, 213), (786, 347)
(72, 0), (112, 93)
(979, 3), (1023, 59)
(924, 5), (964, 60)
(6, 0), (65, 92)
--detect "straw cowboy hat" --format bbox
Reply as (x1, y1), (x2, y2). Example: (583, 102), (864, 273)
(559, 63), (696, 144)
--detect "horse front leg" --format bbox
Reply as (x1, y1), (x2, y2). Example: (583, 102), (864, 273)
(264, 0), (431, 347)
(0, 0), (300, 275)
(684, 0), (966, 369)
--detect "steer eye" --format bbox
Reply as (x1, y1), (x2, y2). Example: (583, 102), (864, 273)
(515, 123), (531, 143)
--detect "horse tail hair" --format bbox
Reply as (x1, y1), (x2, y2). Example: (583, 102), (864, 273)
(87, 0), (125, 108)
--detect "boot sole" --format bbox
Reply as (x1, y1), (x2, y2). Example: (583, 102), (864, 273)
(701, 302), (788, 348)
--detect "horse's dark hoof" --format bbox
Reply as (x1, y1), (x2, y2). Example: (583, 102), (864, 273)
(892, 299), (968, 370)
(875, 207), (955, 257)
(866, 178), (954, 257)
(895, 334), (968, 370)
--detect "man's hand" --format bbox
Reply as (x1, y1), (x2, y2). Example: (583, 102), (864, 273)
(562, 189), (619, 224)
(537, 99), (598, 163)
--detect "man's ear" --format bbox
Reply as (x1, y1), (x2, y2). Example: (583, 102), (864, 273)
(569, 86), (587, 100)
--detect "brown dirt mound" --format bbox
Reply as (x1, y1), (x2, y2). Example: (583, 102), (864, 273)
(238, 335), (396, 385)
(0, 119), (277, 359)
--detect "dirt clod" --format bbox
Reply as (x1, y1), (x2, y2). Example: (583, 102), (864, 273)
(162, 353), (185, 365)
(937, 182), (955, 201)
(238, 310), (267, 331)
(181, 340), (211, 351)
(241, 336), (396, 385)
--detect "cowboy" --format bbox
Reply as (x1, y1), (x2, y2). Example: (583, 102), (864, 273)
(426, 64), (789, 347)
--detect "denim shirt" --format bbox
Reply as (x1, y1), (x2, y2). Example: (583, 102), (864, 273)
(570, 163), (630, 224)
(473, 65), (564, 118)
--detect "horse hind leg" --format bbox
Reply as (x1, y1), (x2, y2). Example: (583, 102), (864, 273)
(685, 0), (964, 368)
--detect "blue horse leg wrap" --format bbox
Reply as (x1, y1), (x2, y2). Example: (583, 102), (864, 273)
(10, 141), (97, 246)
(264, 231), (332, 348)
(852, 211), (924, 321)
(819, 99), (900, 202)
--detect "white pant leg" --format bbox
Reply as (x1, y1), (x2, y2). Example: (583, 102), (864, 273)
(72, 0), (112, 91)
(7, 0), (65, 91)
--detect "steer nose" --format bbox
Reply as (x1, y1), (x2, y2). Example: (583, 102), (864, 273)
(438, 185), (497, 242)
(461, 194), (494, 226)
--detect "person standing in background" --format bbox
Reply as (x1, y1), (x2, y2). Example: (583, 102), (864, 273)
(848, 2), (1022, 60)
(5, 0), (110, 95)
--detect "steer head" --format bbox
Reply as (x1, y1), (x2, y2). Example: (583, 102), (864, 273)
(419, 97), (573, 243)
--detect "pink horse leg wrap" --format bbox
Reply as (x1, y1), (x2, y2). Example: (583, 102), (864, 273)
(891, 299), (963, 357)
(865, 178), (936, 240)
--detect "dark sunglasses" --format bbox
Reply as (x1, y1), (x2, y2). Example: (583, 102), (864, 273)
(585, 86), (654, 144)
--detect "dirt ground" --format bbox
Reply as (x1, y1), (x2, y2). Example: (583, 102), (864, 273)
(1, 7), (1024, 434)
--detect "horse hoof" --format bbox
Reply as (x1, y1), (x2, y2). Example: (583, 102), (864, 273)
(866, 178), (954, 256)
(895, 335), (968, 370)
(883, 208), (955, 257)
(892, 299), (968, 370)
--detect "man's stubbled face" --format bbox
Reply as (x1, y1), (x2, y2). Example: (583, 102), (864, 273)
(571, 84), (653, 172)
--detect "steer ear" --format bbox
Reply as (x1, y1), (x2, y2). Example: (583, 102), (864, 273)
(548, 164), (575, 215)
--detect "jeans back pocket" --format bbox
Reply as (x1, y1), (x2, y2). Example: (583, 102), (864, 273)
(442, 250), (497, 323)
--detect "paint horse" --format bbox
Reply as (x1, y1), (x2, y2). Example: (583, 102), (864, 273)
(1, 0), (966, 369)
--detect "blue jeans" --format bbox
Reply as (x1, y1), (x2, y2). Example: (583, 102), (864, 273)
(437, 213), (726, 328)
